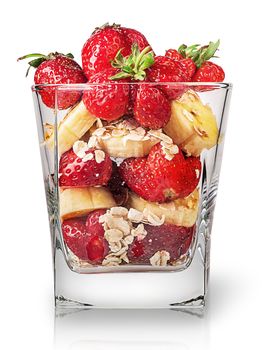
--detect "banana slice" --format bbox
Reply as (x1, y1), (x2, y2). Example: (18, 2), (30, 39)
(127, 189), (199, 227)
(46, 101), (97, 155)
(164, 90), (218, 156)
(89, 119), (159, 158)
(60, 187), (116, 220)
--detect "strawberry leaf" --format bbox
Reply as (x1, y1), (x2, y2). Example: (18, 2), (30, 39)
(110, 43), (154, 81)
(178, 40), (220, 68)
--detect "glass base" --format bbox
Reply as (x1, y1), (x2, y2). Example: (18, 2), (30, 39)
(55, 243), (207, 309)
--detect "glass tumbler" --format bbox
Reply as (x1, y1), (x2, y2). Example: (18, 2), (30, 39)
(32, 82), (232, 309)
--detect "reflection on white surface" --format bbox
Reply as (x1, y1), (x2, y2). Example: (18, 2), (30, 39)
(53, 273), (243, 350)
(54, 308), (209, 350)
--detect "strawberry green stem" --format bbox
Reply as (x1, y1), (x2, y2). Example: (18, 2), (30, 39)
(134, 46), (152, 72)
(110, 44), (154, 81)
(178, 40), (220, 68)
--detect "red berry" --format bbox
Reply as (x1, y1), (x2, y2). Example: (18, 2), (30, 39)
(165, 49), (183, 61)
(180, 58), (196, 79)
(32, 53), (87, 109)
(62, 211), (109, 263)
(59, 148), (112, 188)
(192, 61), (225, 82)
(81, 24), (152, 79)
(165, 50), (196, 79)
(85, 209), (109, 262)
(62, 217), (90, 260)
(120, 27), (151, 53)
(86, 209), (106, 236)
(128, 224), (195, 264)
(82, 68), (129, 121)
(82, 26), (129, 78)
(133, 84), (171, 129)
(148, 56), (189, 99)
(119, 143), (201, 203)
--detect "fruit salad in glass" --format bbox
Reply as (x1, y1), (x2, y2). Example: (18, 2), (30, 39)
(20, 24), (231, 308)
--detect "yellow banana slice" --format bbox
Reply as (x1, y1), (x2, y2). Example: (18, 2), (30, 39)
(89, 119), (160, 158)
(127, 189), (199, 227)
(164, 90), (218, 156)
(46, 101), (97, 155)
(60, 187), (116, 220)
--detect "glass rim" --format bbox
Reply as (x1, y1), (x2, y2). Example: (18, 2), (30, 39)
(32, 82), (232, 91)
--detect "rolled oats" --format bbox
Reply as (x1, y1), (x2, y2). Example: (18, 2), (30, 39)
(128, 208), (144, 222)
(72, 140), (89, 158)
(104, 229), (123, 243)
(150, 250), (170, 266)
(94, 150), (105, 163)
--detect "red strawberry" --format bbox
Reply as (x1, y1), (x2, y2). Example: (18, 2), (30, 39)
(180, 58), (196, 79)
(165, 49), (196, 79)
(192, 61), (225, 82)
(59, 147), (112, 188)
(82, 25), (129, 78)
(62, 210), (108, 263)
(119, 143), (201, 203)
(128, 224), (195, 264)
(62, 217), (90, 260)
(120, 27), (151, 53)
(165, 49), (183, 61)
(18, 52), (87, 109)
(82, 68), (129, 121)
(147, 56), (189, 99)
(81, 24), (152, 79)
(133, 84), (171, 129)
(178, 40), (224, 82)
(85, 209), (108, 262)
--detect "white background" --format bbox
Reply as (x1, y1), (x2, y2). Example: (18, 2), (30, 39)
(1, 0), (262, 349)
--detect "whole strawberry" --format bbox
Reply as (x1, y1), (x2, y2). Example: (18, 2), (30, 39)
(147, 56), (190, 99)
(165, 49), (196, 79)
(128, 224), (195, 264)
(178, 40), (225, 82)
(62, 210), (109, 263)
(59, 146), (112, 188)
(119, 143), (201, 203)
(192, 61), (225, 82)
(120, 27), (151, 53)
(81, 23), (152, 79)
(82, 68), (130, 121)
(18, 52), (87, 109)
(133, 84), (171, 129)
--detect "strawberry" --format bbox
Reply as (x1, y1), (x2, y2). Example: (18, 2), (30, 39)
(147, 56), (189, 99)
(119, 143), (201, 203)
(180, 58), (196, 79)
(62, 210), (108, 263)
(165, 49), (183, 61)
(128, 224), (195, 264)
(133, 84), (171, 129)
(82, 68), (130, 121)
(62, 217), (90, 260)
(178, 40), (225, 82)
(81, 23), (152, 79)
(165, 49), (196, 78)
(59, 147), (112, 188)
(192, 61), (225, 82)
(18, 52), (87, 109)
(85, 209), (108, 262)
(120, 27), (151, 53)
(82, 24), (128, 78)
